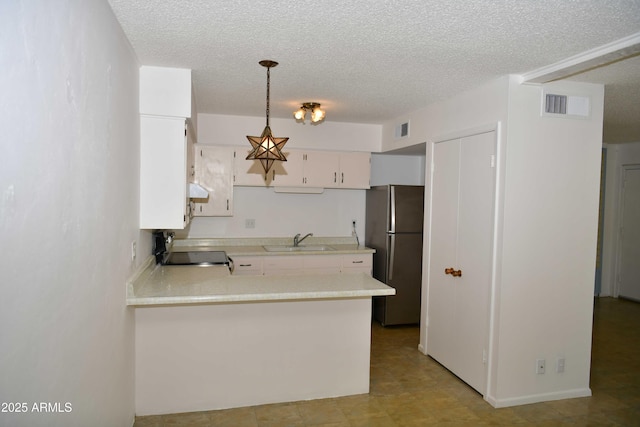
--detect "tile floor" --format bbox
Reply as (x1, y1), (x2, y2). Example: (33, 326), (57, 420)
(134, 297), (640, 426)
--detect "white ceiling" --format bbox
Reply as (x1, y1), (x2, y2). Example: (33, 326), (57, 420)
(107, 0), (640, 143)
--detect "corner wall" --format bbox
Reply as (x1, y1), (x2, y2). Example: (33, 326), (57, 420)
(0, 2), (142, 426)
(491, 79), (604, 406)
(402, 75), (603, 407)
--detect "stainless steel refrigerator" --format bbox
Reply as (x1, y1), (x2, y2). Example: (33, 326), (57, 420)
(366, 185), (424, 326)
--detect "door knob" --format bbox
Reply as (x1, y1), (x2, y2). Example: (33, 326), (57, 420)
(445, 268), (462, 277)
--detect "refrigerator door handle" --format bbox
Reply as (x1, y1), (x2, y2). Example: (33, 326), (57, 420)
(388, 233), (395, 281)
(389, 185), (396, 233)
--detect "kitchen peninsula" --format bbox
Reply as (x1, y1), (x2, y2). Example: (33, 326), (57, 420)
(127, 237), (395, 416)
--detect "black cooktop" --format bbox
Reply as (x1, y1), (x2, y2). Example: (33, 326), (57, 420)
(163, 251), (230, 266)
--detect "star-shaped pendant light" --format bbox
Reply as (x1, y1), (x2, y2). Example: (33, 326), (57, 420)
(246, 60), (289, 174)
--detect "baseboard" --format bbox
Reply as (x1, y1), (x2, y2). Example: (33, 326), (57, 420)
(485, 387), (592, 408)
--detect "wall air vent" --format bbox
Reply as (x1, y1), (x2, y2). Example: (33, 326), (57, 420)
(545, 94), (567, 114)
(542, 91), (591, 119)
(395, 121), (410, 138)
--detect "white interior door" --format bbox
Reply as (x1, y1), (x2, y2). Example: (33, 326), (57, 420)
(619, 166), (640, 301)
(452, 132), (495, 394)
(426, 131), (495, 395)
(426, 139), (460, 365)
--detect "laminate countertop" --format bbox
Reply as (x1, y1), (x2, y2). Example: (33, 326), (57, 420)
(169, 236), (375, 257)
(127, 258), (394, 307)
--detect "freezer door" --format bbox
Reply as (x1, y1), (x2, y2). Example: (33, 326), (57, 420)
(390, 185), (424, 233)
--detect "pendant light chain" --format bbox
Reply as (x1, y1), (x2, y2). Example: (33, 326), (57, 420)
(265, 66), (270, 127)
(245, 59), (289, 175)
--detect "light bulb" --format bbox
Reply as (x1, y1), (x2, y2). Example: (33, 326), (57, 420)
(311, 108), (325, 123)
(294, 108), (305, 120)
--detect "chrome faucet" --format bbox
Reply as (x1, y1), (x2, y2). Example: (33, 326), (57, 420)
(293, 233), (313, 247)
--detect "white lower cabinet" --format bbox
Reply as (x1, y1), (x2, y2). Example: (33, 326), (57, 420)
(264, 255), (342, 276)
(230, 256), (264, 276)
(341, 254), (373, 275)
(232, 254), (372, 276)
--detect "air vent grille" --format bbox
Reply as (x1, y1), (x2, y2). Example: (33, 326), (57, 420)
(545, 94), (567, 114)
(395, 122), (409, 138)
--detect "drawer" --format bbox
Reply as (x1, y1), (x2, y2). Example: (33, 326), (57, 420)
(341, 254), (372, 268)
(231, 256), (263, 275)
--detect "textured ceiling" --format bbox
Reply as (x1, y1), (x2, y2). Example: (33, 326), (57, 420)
(107, 0), (640, 143)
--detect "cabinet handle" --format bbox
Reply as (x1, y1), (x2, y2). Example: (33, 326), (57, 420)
(351, 260), (364, 264)
(452, 269), (462, 277)
(226, 199), (229, 210)
(445, 268), (455, 275)
(239, 264), (252, 267)
(334, 172), (337, 183)
(341, 172), (344, 183)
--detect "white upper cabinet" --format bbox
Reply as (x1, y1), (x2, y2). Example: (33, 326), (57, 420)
(140, 116), (192, 229)
(233, 148), (370, 189)
(269, 150), (305, 187)
(334, 152), (371, 189)
(139, 66), (191, 118)
(303, 151), (340, 188)
(193, 145), (234, 217)
(139, 66), (199, 229)
(233, 147), (276, 186)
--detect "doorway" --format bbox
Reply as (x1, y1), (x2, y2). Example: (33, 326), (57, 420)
(618, 165), (640, 301)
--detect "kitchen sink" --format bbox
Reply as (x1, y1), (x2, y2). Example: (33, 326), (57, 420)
(263, 245), (335, 252)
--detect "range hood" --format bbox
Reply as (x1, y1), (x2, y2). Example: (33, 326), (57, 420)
(189, 182), (209, 198)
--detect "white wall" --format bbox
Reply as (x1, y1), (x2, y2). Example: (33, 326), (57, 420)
(494, 79), (603, 406)
(392, 75), (604, 407)
(198, 113), (382, 152)
(0, 2), (143, 426)
(370, 154), (426, 186)
(601, 141), (640, 296)
(185, 188), (366, 239)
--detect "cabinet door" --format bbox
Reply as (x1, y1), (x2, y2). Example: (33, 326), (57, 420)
(233, 148), (270, 186)
(336, 152), (371, 189)
(304, 151), (340, 187)
(426, 131), (495, 395)
(270, 150), (304, 187)
(304, 254), (342, 274)
(140, 116), (189, 229)
(263, 255), (306, 276)
(194, 145), (234, 217)
(234, 149), (302, 187)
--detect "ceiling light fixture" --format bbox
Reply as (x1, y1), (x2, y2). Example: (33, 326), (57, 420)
(294, 102), (326, 124)
(246, 60), (288, 175)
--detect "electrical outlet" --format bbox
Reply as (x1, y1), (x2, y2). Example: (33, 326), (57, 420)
(245, 219), (255, 229)
(556, 357), (565, 373)
(536, 359), (546, 374)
